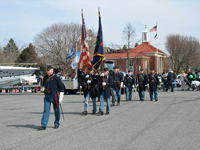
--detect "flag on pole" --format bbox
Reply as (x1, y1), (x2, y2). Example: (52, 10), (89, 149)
(78, 11), (92, 73)
(92, 10), (105, 71)
(66, 46), (75, 60)
(71, 52), (81, 69)
(150, 25), (157, 32)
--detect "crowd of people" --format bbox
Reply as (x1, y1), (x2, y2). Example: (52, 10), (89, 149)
(161, 68), (199, 91)
(79, 66), (159, 116)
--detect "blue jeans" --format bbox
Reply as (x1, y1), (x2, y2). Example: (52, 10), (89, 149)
(113, 88), (121, 100)
(138, 90), (145, 100)
(99, 91), (110, 113)
(84, 92), (97, 112)
(150, 91), (158, 100)
(173, 79), (177, 88)
(126, 86), (132, 100)
(41, 94), (60, 128)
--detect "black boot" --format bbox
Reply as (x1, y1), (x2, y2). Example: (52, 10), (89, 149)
(116, 97), (120, 106)
(111, 97), (115, 106)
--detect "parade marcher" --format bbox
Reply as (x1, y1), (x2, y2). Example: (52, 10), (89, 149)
(148, 68), (159, 101)
(82, 67), (98, 115)
(98, 68), (113, 115)
(136, 68), (147, 101)
(124, 70), (135, 101)
(109, 69), (116, 106)
(112, 66), (123, 106)
(38, 65), (64, 130)
(166, 68), (174, 92)
(180, 71), (186, 91)
(79, 70), (87, 100)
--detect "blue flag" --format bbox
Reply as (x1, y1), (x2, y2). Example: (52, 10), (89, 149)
(66, 46), (75, 60)
(92, 11), (105, 71)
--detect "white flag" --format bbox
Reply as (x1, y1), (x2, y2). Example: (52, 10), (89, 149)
(71, 57), (77, 69)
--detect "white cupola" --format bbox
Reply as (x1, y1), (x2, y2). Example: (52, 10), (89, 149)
(142, 30), (150, 43)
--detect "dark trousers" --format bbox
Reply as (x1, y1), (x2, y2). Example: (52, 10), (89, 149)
(166, 81), (174, 92)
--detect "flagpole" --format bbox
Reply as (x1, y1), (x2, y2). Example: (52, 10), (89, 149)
(156, 22), (158, 73)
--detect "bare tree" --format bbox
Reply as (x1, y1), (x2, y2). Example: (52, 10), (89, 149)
(165, 34), (200, 74)
(34, 22), (96, 75)
(122, 22), (136, 70)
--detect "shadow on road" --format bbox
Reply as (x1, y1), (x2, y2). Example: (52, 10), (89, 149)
(7, 124), (38, 130)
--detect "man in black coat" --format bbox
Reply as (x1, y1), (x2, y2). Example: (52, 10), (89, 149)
(98, 68), (113, 115)
(136, 68), (147, 101)
(124, 70), (135, 101)
(148, 68), (159, 101)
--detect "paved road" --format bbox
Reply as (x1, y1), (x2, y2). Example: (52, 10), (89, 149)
(1, 88), (200, 150)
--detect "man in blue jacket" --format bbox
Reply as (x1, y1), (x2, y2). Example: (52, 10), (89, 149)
(38, 65), (64, 130)
(148, 68), (159, 101)
(166, 68), (174, 92)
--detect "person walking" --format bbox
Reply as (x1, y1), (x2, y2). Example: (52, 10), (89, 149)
(81, 67), (98, 115)
(38, 65), (64, 130)
(113, 66), (123, 106)
(124, 70), (135, 101)
(148, 68), (159, 101)
(136, 68), (147, 101)
(98, 68), (113, 115)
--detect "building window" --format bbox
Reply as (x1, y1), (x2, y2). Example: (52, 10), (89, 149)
(126, 59), (133, 67)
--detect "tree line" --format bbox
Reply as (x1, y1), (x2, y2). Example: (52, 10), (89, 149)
(0, 22), (200, 75)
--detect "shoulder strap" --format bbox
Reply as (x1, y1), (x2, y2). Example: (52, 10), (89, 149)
(46, 74), (55, 83)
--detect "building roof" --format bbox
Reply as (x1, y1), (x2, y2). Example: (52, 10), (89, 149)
(105, 42), (165, 59)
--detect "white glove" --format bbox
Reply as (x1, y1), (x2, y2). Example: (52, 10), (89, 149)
(146, 84), (149, 87)
(85, 75), (89, 78)
(132, 85), (135, 88)
(87, 80), (91, 84)
(59, 92), (64, 103)
(120, 82), (123, 88)
(100, 73), (104, 76)
(41, 87), (45, 92)
(80, 86), (82, 88)
(102, 82), (106, 86)
(124, 85), (126, 87)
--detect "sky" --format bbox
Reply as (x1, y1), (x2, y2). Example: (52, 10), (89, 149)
(0, 0), (200, 54)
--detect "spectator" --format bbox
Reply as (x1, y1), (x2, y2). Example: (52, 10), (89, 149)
(180, 71), (186, 91)
(166, 68), (174, 92)
(162, 70), (168, 92)
(173, 70), (177, 88)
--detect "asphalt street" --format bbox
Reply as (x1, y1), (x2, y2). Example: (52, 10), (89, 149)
(1, 88), (200, 150)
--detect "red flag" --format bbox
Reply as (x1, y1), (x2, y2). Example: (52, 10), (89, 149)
(78, 13), (92, 73)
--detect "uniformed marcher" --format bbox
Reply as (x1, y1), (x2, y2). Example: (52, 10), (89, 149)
(148, 68), (159, 101)
(112, 66), (123, 106)
(136, 68), (147, 101)
(98, 68), (113, 115)
(81, 67), (98, 115)
(109, 69), (116, 106)
(38, 65), (64, 130)
(124, 70), (135, 101)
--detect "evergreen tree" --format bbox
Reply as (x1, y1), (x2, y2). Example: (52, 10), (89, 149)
(17, 43), (38, 63)
(3, 38), (19, 56)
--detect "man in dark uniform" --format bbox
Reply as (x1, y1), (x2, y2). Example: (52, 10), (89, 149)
(109, 69), (116, 107)
(38, 65), (64, 130)
(81, 67), (98, 115)
(166, 68), (174, 92)
(113, 66), (123, 106)
(136, 68), (147, 101)
(124, 70), (135, 101)
(98, 68), (113, 115)
(148, 68), (159, 101)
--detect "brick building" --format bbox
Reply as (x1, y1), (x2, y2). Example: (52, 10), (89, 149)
(104, 30), (167, 76)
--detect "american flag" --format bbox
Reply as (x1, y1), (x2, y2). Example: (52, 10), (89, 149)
(78, 13), (92, 73)
(150, 25), (157, 32)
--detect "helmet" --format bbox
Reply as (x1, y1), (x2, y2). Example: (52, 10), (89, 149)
(189, 75), (193, 79)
